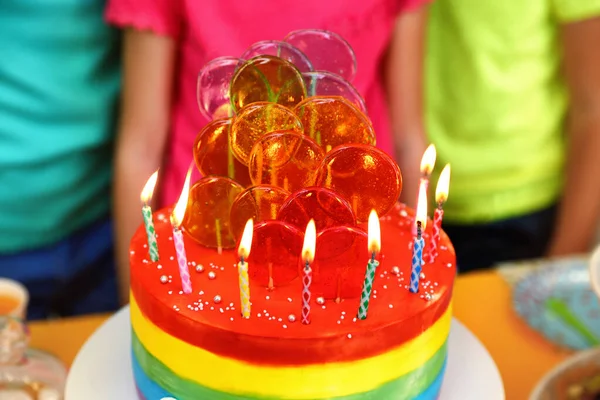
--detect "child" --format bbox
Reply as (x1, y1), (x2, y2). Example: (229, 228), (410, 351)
(425, 0), (600, 271)
(106, 0), (430, 303)
(0, 0), (121, 318)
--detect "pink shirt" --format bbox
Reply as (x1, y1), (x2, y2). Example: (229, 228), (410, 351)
(106, 0), (426, 207)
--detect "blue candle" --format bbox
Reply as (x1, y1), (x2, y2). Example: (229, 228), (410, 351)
(410, 221), (424, 293)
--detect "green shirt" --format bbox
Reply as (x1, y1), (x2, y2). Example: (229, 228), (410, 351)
(0, 1), (120, 253)
(426, 0), (600, 223)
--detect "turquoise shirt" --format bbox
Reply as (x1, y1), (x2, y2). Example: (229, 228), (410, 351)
(0, 1), (120, 253)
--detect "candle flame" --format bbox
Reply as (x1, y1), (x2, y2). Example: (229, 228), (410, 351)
(141, 170), (159, 204)
(435, 164), (451, 204)
(416, 181), (428, 231)
(368, 209), (381, 254)
(302, 219), (317, 264)
(238, 219), (254, 259)
(420, 144), (437, 176)
(171, 167), (193, 228)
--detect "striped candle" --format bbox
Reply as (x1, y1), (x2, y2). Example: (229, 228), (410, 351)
(142, 205), (160, 262)
(172, 227), (192, 294)
(358, 257), (379, 320)
(409, 222), (424, 294)
(428, 206), (443, 263)
(238, 258), (251, 318)
(301, 261), (312, 325)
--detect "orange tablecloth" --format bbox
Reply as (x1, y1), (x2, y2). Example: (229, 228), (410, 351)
(29, 271), (571, 400)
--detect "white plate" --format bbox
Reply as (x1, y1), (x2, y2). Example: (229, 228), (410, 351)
(66, 306), (504, 400)
(590, 245), (600, 300)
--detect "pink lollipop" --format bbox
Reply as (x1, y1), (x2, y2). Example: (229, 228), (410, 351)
(313, 226), (369, 301)
(246, 220), (304, 289)
(284, 29), (357, 82)
(241, 40), (313, 73)
(302, 71), (366, 113)
(277, 187), (356, 233)
(197, 57), (242, 121)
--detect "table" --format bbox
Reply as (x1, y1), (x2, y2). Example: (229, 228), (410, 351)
(29, 271), (571, 400)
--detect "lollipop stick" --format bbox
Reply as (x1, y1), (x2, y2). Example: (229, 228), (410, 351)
(215, 218), (223, 254)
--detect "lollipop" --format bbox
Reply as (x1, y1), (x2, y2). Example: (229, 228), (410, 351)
(315, 144), (402, 222)
(294, 96), (375, 153)
(284, 29), (357, 82)
(197, 57), (242, 121)
(302, 71), (366, 113)
(182, 176), (244, 250)
(277, 187), (356, 233)
(246, 220), (304, 289)
(229, 55), (307, 113)
(230, 102), (303, 165)
(193, 118), (251, 187)
(248, 131), (324, 192)
(229, 185), (290, 240)
(241, 40), (313, 73)
(313, 226), (369, 300)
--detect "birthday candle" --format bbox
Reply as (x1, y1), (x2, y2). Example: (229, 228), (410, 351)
(301, 220), (316, 325)
(238, 219), (253, 318)
(412, 144), (436, 235)
(410, 186), (428, 294)
(358, 210), (381, 320)
(428, 164), (450, 263)
(171, 167), (193, 294)
(141, 171), (160, 262)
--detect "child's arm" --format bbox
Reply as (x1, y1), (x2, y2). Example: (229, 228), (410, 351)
(113, 30), (176, 304)
(384, 8), (428, 208)
(547, 16), (600, 256)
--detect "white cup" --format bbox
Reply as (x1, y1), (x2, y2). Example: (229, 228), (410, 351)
(590, 245), (600, 300)
(0, 278), (29, 319)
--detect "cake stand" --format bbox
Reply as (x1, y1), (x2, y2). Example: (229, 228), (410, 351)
(65, 306), (505, 400)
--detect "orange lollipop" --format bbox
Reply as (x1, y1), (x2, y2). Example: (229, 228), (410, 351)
(229, 185), (290, 240)
(193, 118), (252, 187)
(315, 144), (402, 222)
(229, 55), (307, 113)
(294, 96), (375, 153)
(230, 102), (303, 165)
(248, 131), (324, 192)
(182, 176), (244, 249)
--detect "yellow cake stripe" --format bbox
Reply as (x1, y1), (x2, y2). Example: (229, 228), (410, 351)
(131, 296), (452, 399)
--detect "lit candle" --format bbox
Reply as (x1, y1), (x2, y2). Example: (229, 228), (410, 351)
(141, 170), (160, 262)
(237, 219), (253, 318)
(412, 144), (436, 235)
(171, 167), (193, 294)
(301, 220), (316, 325)
(410, 182), (428, 294)
(358, 210), (381, 320)
(428, 164), (451, 263)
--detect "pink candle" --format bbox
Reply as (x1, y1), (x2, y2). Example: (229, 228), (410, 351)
(301, 220), (316, 325)
(302, 263), (312, 325)
(172, 227), (192, 294)
(171, 167), (193, 294)
(428, 206), (443, 263)
(427, 164), (451, 263)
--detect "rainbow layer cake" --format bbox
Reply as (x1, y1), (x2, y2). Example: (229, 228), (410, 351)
(130, 30), (456, 400)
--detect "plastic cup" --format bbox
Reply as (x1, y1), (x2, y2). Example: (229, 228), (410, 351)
(0, 278), (29, 319)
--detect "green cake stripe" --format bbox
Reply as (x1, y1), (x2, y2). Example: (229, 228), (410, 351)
(132, 329), (447, 400)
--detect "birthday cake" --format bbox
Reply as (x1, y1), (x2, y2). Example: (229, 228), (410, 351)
(130, 30), (456, 400)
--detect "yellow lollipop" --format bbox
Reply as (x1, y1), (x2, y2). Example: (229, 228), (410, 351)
(230, 102), (303, 165)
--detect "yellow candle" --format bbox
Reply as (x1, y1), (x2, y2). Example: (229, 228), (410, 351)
(238, 219), (254, 318)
